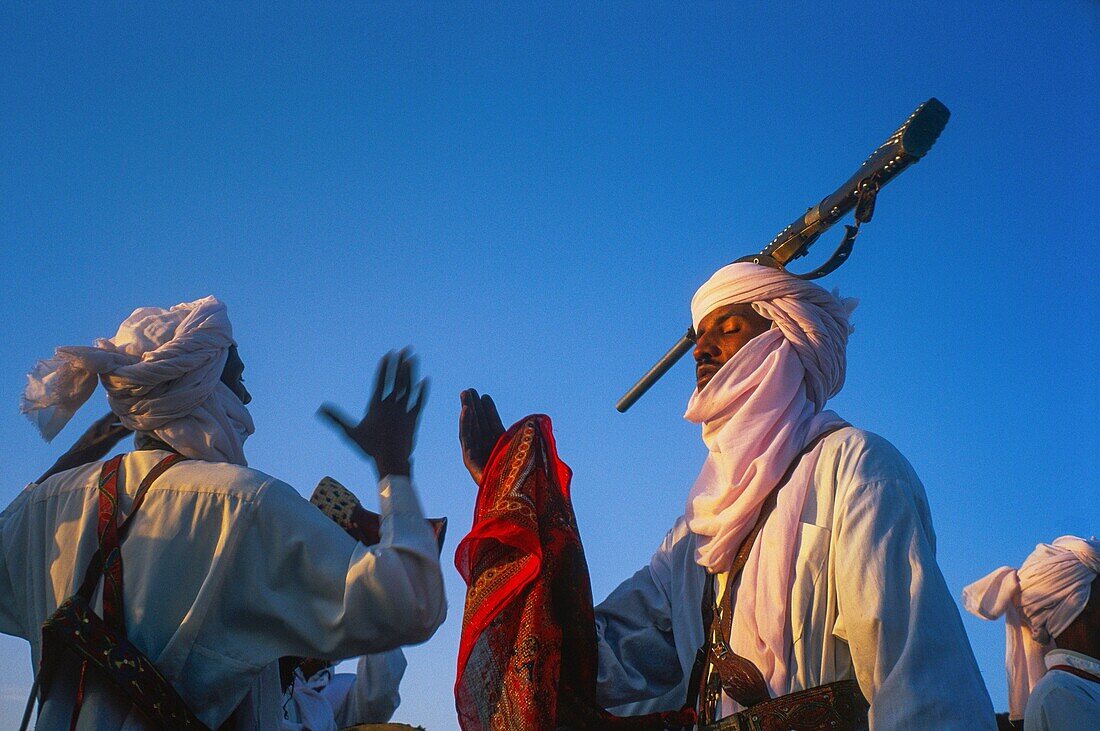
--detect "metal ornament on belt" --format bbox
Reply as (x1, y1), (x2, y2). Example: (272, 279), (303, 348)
(615, 98), (950, 413)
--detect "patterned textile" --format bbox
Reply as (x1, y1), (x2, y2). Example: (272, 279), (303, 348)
(36, 453), (208, 730)
(41, 593), (209, 729)
(96, 456), (126, 632)
(701, 679), (868, 731)
(310, 476), (447, 552)
(454, 415), (694, 730)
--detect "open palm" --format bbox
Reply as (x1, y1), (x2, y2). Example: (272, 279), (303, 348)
(319, 350), (429, 479)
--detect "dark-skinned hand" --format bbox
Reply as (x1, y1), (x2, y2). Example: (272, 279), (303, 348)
(319, 350), (429, 480)
(37, 412), (133, 483)
(459, 388), (505, 486)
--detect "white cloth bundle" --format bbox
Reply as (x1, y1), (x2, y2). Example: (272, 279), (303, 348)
(21, 296), (254, 465)
(963, 535), (1100, 719)
(684, 261), (856, 694)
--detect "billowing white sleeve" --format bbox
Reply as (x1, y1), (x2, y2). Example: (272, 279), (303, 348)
(332, 650), (407, 725)
(203, 475), (446, 666)
(833, 472), (996, 730)
(0, 486), (33, 640)
(594, 525), (683, 708)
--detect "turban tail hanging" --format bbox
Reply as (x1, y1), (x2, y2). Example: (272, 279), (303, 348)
(684, 262), (856, 696)
(963, 536), (1100, 720)
(21, 296), (254, 466)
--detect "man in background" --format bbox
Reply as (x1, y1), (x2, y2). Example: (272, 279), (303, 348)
(965, 535), (1100, 730)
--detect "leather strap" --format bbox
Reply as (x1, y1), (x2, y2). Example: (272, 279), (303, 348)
(96, 455), (126, 630)
(67, 453), (188, 731)
(687, 424), (849, 722)
(700, 678), (868, 731)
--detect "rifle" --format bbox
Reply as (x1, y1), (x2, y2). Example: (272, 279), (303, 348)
(615, 98), (950, 413)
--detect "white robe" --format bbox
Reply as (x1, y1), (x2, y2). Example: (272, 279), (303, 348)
(1023, 650), (1100, 731)
(594, 427), (996, 729)
(282, 652), (407, 730)
(0, 450), (446, 730)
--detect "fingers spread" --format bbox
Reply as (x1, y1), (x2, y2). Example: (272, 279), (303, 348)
(394, 350), (413, 402)
(371, 353), (392, 407)
(410, 377), (429, 420)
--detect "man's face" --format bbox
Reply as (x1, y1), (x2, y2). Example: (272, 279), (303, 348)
(693, 303), (772, 391)
(220, 345), (252, 405)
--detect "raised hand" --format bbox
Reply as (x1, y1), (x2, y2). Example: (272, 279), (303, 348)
(319, 350), (429, 479)
(459, 389), (505, 486)
(37, 412), (133, 483)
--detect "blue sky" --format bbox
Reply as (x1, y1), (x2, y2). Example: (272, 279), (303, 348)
(1, 3), (1097, 728)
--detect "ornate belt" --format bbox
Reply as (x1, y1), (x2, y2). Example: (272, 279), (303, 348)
(700, 678), (869, 731)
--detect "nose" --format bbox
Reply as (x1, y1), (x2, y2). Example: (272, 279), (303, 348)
(693, 332), (718, 363)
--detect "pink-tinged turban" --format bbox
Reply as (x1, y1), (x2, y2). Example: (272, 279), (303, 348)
(963, 535), (1100, 719)
(21, 296), (254, 466)
(684, 262), (857, 697)
(690, 262), (857, 410)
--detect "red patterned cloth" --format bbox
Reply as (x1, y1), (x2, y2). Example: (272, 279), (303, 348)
(455, 415), (694, 730)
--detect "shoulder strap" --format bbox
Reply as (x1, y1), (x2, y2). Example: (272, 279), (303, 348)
(74, 453), (188, 603)
(26, 452), (193, 731)
(684, 423), (849, 720)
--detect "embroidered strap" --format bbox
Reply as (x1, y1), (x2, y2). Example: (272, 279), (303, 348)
(700, 678), (868, 731)
(71, 453), (188, 729)
(687, 424), (849, 723)
(43, 593), (211, 730)
(26, 453), (200, 731)
(1049, 664), (1100, 685)
(73, 453), (188, 604)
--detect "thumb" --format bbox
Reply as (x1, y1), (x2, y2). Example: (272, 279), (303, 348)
(317, 404), (355, 436)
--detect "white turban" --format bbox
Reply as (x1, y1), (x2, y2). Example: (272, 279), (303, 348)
(21, 296), (254, 466)
(690, 262), (857, 410)
(684, 262), (857, 696)
(963, 535), (1100, 719)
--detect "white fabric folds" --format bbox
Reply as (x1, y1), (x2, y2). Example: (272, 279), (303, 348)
(21, 296), (254, 465)
(963, 535), (1100, 719)
(684, 261), (856, 694)
(690, 262), (857, 410)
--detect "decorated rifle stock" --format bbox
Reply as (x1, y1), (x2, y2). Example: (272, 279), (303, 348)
(616, 98), (950, 413)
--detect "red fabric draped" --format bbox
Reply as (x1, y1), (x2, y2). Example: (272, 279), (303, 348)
(455, 415), (694, 730)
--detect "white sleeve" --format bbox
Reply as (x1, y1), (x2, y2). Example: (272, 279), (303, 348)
(833, 472), (996, 730)
(0, 487), (33, 640)
(594, 524), (683, 708)
(332, 650), (407, 725)
(204, 475), (446, 666)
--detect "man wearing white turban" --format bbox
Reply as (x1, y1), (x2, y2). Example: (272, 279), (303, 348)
(462, 262), (995, 728)
(0, 297), (446, 730)
(964, 536), (1100, 730)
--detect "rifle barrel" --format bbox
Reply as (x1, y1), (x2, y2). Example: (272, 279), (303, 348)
(615, 99), (950, 412)
(615, 330), (696, 413)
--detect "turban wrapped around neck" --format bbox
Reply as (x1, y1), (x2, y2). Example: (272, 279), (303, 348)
(683, 262), (857, 696)
(21, 296), (254, 466)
